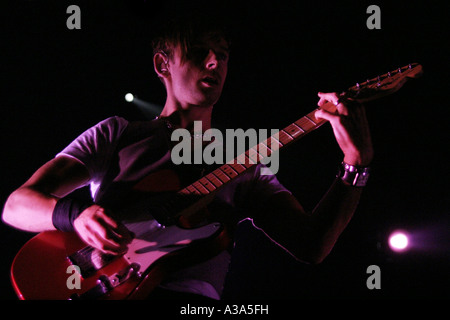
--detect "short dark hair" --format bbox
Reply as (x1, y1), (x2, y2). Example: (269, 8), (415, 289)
(151, 13), (231, 62)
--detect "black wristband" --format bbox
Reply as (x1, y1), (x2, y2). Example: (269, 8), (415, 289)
(52, 198), (92, 232)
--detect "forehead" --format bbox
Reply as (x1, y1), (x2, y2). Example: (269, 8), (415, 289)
(171, 34), (230, 62)
(191, 35), (230, 51)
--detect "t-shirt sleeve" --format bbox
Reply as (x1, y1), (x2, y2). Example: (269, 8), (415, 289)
(56, 116), (129, 186)
(229, 164), (291, 212)
(249, 164), (291, 197)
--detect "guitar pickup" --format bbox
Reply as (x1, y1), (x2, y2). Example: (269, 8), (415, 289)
(68, 246), (117, 278)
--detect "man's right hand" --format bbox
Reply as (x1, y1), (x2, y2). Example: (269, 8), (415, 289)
(73, 204), (134, 255)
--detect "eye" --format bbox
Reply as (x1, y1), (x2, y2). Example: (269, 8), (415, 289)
(188, 47), (209, 62)
(217, 51), (229, 61)
(187, 46), (229, 65)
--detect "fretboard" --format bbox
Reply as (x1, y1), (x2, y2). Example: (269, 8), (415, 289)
(175, 62), (423, 212)
(178, 102), (337, 197)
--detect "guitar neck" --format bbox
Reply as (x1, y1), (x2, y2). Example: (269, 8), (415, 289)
(176, 62), (423, 200)
(177, 101), (337, 197)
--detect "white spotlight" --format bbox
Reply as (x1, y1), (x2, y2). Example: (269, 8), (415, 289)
(125, 93), (134, 102)
(388, 231), (409, 252)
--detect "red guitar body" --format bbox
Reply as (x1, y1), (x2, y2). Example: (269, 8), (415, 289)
(11, 220), (227, 300)
(11, 230), (139, 299)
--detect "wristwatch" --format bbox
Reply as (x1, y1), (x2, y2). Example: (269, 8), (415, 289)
(337, 162), (370, 187)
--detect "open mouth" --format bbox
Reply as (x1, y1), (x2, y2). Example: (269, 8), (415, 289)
(201, 76), (219, 86)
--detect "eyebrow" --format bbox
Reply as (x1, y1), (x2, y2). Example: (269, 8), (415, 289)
(219, 45), (230, 53)
(194, 35), (230, 52)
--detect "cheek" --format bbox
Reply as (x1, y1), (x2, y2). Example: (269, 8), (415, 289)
(219, 65), (228, 81)
(178, 66), (198, 87)
(172, 68), (195, 92)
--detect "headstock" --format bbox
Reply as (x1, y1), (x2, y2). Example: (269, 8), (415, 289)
(346, 63), (423, 103)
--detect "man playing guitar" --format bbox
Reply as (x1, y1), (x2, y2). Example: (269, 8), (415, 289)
(3, 15), (374, 300)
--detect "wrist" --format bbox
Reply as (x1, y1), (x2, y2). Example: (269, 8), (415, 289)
(337, 162), (370, 187)
(343, 149), (374, 167)
(52, 198), (92, 232)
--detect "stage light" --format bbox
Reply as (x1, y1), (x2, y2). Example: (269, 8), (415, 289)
(122, 91), (163, 118)
(388, 231), (409, 252)
(125, 93), (134, 102)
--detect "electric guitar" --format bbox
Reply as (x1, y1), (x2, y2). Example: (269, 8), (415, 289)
(10, 63), (423, 300)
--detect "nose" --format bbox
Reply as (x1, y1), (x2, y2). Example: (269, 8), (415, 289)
(205, 50), (218, 69)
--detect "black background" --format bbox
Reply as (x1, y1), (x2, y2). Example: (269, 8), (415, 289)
(1, 0), (449, 302)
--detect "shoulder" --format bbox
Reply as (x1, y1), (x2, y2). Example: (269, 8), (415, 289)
(95, 116), (129, 134)
(79, 116), (131, 145)
(116, 117), (171, 142)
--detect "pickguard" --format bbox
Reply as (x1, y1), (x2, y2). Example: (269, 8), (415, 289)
(123, 216), (222, 272)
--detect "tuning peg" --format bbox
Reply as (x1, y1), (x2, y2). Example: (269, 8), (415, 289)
(356, 82), (360, 89)
(388, 72), (391, 77)
(398, 67), (402, 73)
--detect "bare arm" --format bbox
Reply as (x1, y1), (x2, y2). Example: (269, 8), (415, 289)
(2, 155), (133, 254)
(2, 155), (90, 232)
(253, 180), (363, 264)
(251, 91), (374, 264)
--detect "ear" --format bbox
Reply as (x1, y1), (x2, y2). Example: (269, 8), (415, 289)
(153, 52), (170, 79)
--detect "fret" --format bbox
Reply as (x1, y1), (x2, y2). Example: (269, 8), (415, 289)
(246, 147), (264, 163)
(199, 177), (217, 192)
(221, 164), (239, 179)
(295, 116), (317, 132)
(284, 123), (305, 138)
(178, 188), (190, 195)
(192, 181), (210, 195)
(213, 168), (231, 183)
(236, 152), (256, 167)
(306, 110), (322, 124)
(186, 185), (201, 195)
(237, 162), (253, 169)
(257, 141), (272, 157)
(262, 136), (281, 153)
(270, 135), (283, 148)
(228, 162), (246, 173)
(304, 114), (317, 125)
(278, 130), (294, 145)
(206, 173), (224, 188)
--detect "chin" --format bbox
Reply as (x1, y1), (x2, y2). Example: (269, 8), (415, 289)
(196, 92), (222, 107)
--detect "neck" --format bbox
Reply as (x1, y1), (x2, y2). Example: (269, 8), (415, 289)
(159, 101), (213, 132)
